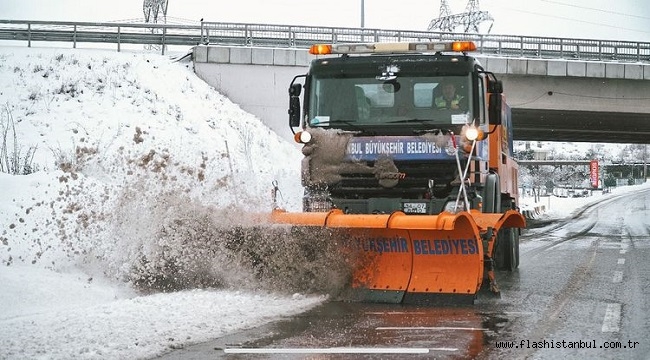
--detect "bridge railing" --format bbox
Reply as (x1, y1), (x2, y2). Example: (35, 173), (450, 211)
(0, 19), (202, 54)
(1, 19), (649, 63)
(200, 22), (650, 63)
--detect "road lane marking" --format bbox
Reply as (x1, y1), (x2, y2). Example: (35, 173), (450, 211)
(502, 311), (536, 316)
(365, 311), (427, 315)
(474, 311), (534, 316)
(618, 258), (626, 265)
(376, 326), (488, 331)
(612, 271), (623, 283)
(223, 347), (435, 354)
(620, 243), (628, 254)
(601, 303), (621, 333)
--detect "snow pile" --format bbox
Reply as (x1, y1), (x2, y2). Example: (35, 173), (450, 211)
(0, 264), (323, 359)
(0, 47), (336, 359)
(0, 47), (312, 282)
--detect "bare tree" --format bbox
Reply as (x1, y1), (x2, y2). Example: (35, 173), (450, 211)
(1, 104), (38, 175)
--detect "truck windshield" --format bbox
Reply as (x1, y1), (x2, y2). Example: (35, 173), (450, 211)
(308, 74), (474, 128)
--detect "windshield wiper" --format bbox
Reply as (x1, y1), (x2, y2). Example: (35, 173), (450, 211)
(314, 120), (365, 132)
(413, 128), (452, 135)
(386, 118), (436, 126)
(382, 119), (454, 134)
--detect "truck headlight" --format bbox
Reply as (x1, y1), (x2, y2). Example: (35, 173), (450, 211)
(465, 127), (479, 141)
(294, 131), (312, 144)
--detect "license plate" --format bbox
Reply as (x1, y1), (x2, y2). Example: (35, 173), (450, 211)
(403, 202), (427, 214)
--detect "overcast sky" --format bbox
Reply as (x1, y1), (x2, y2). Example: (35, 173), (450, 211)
(1, 0), (649, 42)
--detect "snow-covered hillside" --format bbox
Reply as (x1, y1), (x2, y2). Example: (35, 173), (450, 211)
(0, 47), (337, 359)
(0, 46), (315, 274)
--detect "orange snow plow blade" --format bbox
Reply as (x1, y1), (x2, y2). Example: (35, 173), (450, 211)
(269, 209), (521, 304)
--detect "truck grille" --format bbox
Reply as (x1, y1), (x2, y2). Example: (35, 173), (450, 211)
(330, 160), (458, 199)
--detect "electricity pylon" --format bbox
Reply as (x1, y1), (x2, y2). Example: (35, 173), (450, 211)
(143, 0), (170, 52)
(428, 0), (456, 32)
(427, 0), (494, 34)
(143, 0), (169, 24)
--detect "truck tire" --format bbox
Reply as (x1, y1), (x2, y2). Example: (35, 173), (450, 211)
(503, 198), (520, 269)
(494, 228), (518, 271)
(483, 173), (501, 213)
(493, 229), (506, 270)
(514, 229), (520, 269)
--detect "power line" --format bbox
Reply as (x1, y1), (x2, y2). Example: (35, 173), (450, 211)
(540, 0), (650, 20)
(551, 91), (650, 101)
(495, 6), (650, 36)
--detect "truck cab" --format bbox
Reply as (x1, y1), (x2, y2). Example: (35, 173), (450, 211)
(288, 41), (517, 218)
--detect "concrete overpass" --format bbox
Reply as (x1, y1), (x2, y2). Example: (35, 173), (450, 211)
(1, 20), (646, 144)
(192, 45), (650, 145)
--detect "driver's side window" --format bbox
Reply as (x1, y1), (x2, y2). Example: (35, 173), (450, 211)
(432, 81), (467, 112)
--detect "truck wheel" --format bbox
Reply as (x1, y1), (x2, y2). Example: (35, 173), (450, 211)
(493, 229), (506, 269)
(504, 228), (518, 271)
(514, 229), (520, 269)
(483, 173), (501, 213)
(502, 197), (520, 269)
(495, 228), (517, 271)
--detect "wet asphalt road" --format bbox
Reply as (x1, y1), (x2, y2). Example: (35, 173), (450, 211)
(157, 187), (650, 360)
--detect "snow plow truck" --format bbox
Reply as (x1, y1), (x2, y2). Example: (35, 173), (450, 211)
(270, 40), (525, 304)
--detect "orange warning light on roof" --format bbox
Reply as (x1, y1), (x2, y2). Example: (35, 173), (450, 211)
(309, 44), (332, 55)
(451, 41), (477, 52)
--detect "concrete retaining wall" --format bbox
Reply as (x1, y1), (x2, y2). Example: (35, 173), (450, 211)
(521, 205), (547, 220)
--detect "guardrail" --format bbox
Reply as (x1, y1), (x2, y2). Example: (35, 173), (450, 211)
(201, 22), (650, 63)
(1, 19), (649, 63)
(0, 20), (202, 54)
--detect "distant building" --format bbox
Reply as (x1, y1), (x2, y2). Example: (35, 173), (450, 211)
(533, 148), (549, 161)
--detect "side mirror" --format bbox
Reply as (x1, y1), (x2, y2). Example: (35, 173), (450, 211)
(488, 93), (502, 126)
(289, 83), (302, 96)
(288, 83), (302, 127)
(486, 76), (503, 125)
(488, 78), (503, 94)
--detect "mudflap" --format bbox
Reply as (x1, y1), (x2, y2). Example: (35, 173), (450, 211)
(469, 209), (527, 297)
(270, 209), (486, 304)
